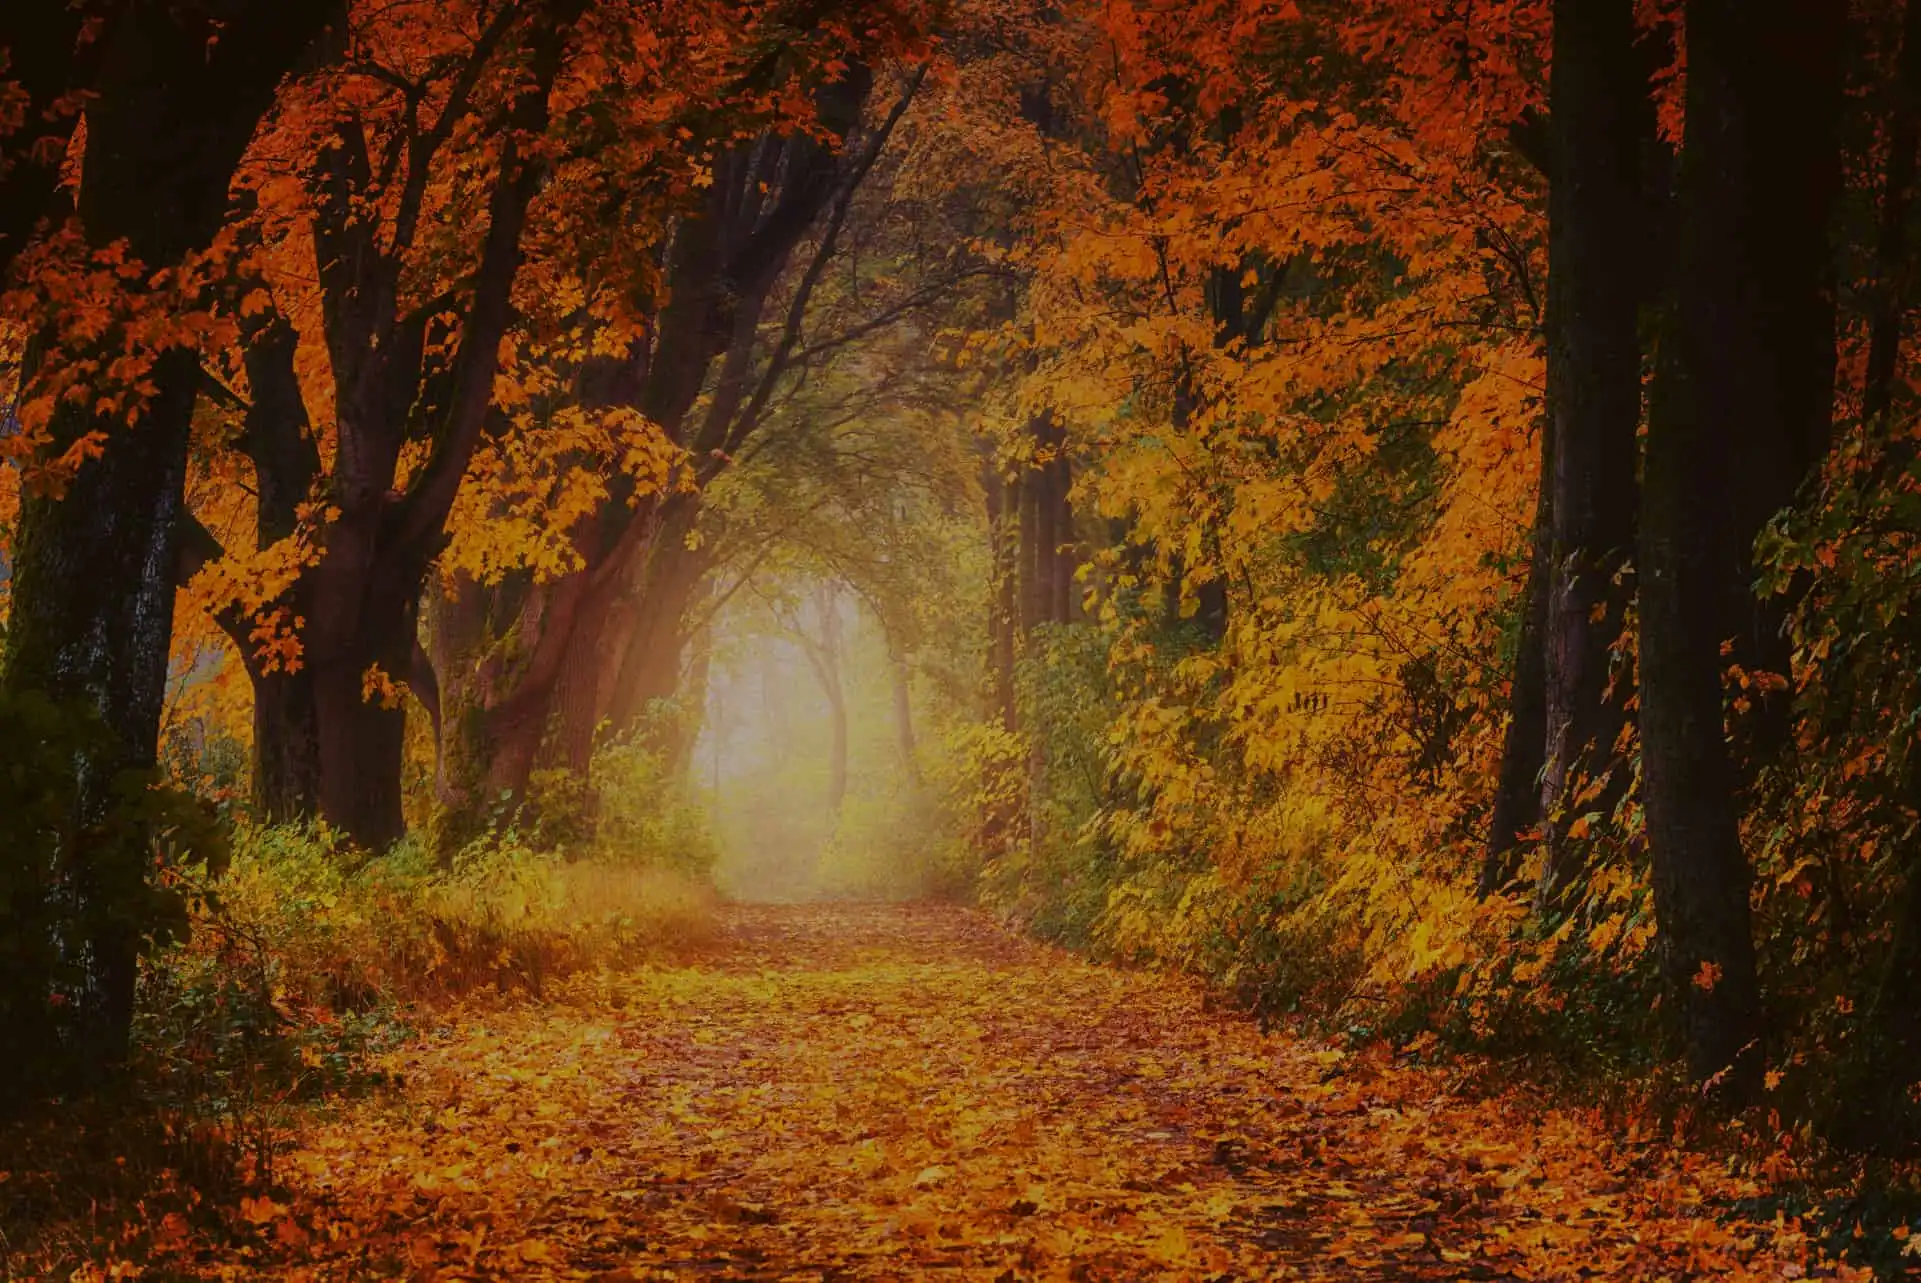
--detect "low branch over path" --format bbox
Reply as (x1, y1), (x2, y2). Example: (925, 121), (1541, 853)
(213, 906), (1849, 1279)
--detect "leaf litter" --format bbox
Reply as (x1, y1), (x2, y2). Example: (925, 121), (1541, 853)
(155, 903), (1864, 1280)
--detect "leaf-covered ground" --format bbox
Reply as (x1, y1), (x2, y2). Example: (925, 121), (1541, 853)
(184, 904), (1860, 1279)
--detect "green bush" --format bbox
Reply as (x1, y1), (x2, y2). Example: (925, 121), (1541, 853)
(814, 775), (975, 901)
(590, 735), (720, 875)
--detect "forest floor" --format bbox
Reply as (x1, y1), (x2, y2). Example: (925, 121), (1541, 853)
(161, 903), (1859, 1280)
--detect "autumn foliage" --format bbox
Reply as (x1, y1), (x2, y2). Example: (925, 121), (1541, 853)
(8, 0), (1921, 1276)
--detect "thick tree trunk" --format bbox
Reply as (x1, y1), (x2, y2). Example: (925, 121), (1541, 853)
(231, 309), (327, 820)
(0, 3), (331, 1072)
(1640, 0), (1843, 1098)
(1535, 0), (1649, 909)
(0, 8), (94, 279)
(425, 577), (542, 851)
(307, 543), (422, 852)
(5, 348), (200, 1066)
(295, 8), (577, 851)
(254, 666), (323, 825)
(605, 523), (712, 744)
(546, 596), (609, 774)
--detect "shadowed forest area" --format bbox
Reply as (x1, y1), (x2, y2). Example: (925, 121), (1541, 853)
(8, 0), (1921, 1277)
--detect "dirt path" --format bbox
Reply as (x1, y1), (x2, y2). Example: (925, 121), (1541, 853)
(223, 903), (1844, 1280)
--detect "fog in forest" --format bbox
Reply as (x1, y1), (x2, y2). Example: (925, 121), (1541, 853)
(696, 582), (941, 902)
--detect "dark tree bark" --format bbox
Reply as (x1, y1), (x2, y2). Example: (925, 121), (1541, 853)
(1, 1), (335, 1072)
(254, 1), (585, 851)
(1535, 0), (1651, 909)
(177, 305), (326, 824)
(1482, 421), (1554, 896)
(1640, 0), (1843, 1098)
(2, 2), (333, 1071)
(237, 312), (326, 821)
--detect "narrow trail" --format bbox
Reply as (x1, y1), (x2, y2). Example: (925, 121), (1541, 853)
(230, 904), (1829, 1280)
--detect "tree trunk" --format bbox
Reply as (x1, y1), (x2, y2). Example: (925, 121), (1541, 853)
(307, 540), (422, 852)
(892, 647), (921, 786)
(604, 506), (712, 745)
(1052, 450), (1077, 624)
(819, 590), (849, 820)
(223, 306), (327, 821)
(675, 624), (715, 779)
(1034, 422), (1060, 634)
(297, 8), (577, 851)
(986, 464), (1018, 731)
(1481, 423), (1554, 897)
(424, 576), (544, 852)
(463, 77), (880, 792)
(1535, 0), (1649, 909)
(1640, 0), (1843, 1098)
(0, 3), (332, 1072)
(1016, 468), (1039, 636)
(546, 593), (610, 774)
(0, 8), (94, 280)
(254, 665), (323, 824)
(5, 348), (200, 1067)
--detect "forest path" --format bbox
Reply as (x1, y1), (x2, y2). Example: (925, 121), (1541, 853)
(237, 903), (1828, 1280)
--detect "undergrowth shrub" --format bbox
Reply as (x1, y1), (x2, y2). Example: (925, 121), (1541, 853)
(813, 775), (975, 900)
(3, 824), (717, 1277)
(978, 624), (1121, 947)
(184, 823), (716, 1014)
(978, 603), (1675, 1096)
(590, 734), (720, 875)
